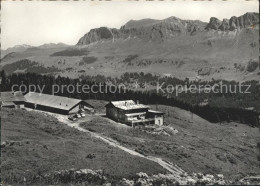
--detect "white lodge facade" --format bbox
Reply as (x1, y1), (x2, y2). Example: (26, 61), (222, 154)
(105, 100), (164, 127)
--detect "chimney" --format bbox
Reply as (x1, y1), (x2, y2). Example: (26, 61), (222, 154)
(136, 100), (139, 104)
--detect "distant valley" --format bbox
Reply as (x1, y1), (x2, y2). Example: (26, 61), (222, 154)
(1, 12), (259, 81)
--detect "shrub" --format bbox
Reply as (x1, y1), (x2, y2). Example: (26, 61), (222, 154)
(123, 55), (138, 63)
(246, 60), (258, 72)
(66, 67), (74, 71)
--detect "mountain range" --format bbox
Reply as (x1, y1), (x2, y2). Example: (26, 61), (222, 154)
(1, 43), (69, 57)
(1, 12), (259, 81)
(77, 13), (258, 45)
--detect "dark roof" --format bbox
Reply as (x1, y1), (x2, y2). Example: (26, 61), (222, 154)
(0, 91), (26, 102)
(24, 92), (82, 111)
(106, 100), (149, 110)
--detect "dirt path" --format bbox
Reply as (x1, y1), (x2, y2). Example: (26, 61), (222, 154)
(54, 114), (190, 182)
(25, 109), (187, 178)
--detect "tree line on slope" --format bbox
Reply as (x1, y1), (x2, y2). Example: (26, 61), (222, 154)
(0, 59), (61, 74)
(80, 72), (260, 112)
(0, 70), (259, 127)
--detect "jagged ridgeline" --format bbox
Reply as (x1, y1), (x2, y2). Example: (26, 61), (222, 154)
(77, 12), (259, 44)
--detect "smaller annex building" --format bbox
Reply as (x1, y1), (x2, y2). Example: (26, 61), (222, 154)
(0, 91), (26, 108)
(105, 100), (164, 127)
(24, 92), (93, 115)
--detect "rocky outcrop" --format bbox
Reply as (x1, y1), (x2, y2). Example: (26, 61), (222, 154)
(205, 17), (222, 30)
(206, 12), (259, 31)
(43, 169), (107, 184)
(118, 172), (228, 185)
(77, 27), (120, 45)
(238, 175), (260, 185)
(77, 12), (258, 46)
(77, 17), (207, 45)
(219, 19), (230, 31)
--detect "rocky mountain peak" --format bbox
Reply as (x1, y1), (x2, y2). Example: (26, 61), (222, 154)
(77, 17), (207, 45)
(206, 12), (259, 31)
(206, 17), (222, 30)
(76, 12), (258, 46)
(164, 16), (181, 22)
(77, 27), (118, 45)
(121, 19), (159, 29)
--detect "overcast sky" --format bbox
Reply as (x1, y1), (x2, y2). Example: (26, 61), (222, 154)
(1, 0), (258, 49)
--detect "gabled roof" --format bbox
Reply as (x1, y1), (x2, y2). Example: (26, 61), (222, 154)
(24, 92), (82, 111)
(106, 100), (149, 110)
(0, 91), (26, 102)
(82, 100), (95, 109)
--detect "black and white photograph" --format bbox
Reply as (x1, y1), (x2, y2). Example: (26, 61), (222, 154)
(0, 0), (259, 185)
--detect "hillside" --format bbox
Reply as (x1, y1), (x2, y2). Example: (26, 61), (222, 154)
(1, 99), (259, 184)
(1, 45), (33, 60)
(82, 100), (260, 182)
(0, 12), (259, 81)
(0, 108), (166, 184)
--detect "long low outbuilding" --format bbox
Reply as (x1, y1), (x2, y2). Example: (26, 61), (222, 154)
(24, 92), (93, 115)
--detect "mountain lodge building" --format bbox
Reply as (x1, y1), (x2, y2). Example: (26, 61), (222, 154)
(105, 100), (164, 127)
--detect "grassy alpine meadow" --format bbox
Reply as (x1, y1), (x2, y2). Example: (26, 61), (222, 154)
(0, 108), (166, 185)
(80, 100), (260, 182)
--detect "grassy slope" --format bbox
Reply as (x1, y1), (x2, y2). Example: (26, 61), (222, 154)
(0, 108), (166, 184)
(80, 100), (260, 182)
